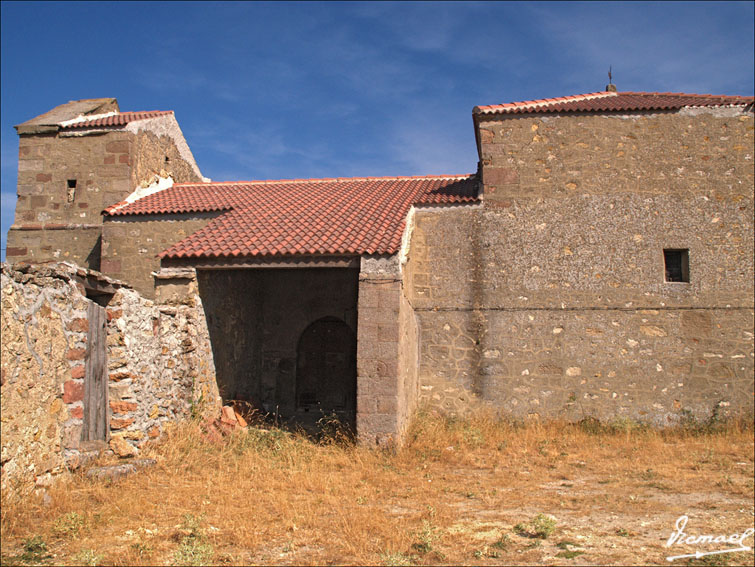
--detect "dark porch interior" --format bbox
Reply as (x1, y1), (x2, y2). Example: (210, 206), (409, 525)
(197, 267), (359, 431)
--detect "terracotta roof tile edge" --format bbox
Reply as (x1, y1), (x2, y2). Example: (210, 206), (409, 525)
(59, 111), (120, 128)
(159, 249), (368, 260)
(60, 110), (174, 129)
(475, 92), (614, 114)
(475, 91), (754, 115)
(104, 204), (232, 217)
(618, 91), (754, 100)
(102, 200), (130, 215)
(169, 173), (477, 187)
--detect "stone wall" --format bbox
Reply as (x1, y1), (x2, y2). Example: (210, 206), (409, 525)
(12, 131), (133, 226)
(102, 284), (218, 454)
(396, 286), (420, 436)
(1, 264), (85, 495)
(404, 108), (755, 423)
(478, 109), (754, 203)
(7, 131), (134, 270)
(6, 226), (102, 270)
(356, 255), (419, 445)
(1, 262), (218, 496)
(102, 214), (219, 298)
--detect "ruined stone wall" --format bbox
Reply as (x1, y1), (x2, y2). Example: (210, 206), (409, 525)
(102, 214), (218, 298)
(1, 265), (85, 495)
(0, 263), (218, 496)
(405, 109), (754, 423)
(103, 286), (218, 453)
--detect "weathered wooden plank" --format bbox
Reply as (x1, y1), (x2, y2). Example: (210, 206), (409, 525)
(83, 301), (108, 442)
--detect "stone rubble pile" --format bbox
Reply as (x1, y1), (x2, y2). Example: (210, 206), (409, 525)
(203, 405), (248, 441)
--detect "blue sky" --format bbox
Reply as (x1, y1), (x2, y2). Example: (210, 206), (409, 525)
(1, 1), (753, 261)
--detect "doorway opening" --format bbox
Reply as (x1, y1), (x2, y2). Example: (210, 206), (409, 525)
(296, 317), (357, 425)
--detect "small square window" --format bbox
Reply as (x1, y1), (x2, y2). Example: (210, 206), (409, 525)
(664, 249), (689, 283)
(67, 179), (77, 203)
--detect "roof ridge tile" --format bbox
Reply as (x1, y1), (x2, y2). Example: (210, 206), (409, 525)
(169, 173), (475, 188)
(475, 90), (753, 116)
(61, 110), (174, 129)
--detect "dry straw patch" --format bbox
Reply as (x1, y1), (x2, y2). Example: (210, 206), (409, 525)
(1, 410), (753, 566)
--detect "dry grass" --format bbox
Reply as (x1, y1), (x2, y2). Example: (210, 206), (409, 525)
(2, 410), (753, 566)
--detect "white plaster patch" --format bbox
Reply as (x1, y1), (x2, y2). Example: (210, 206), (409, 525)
(398, 206), (416, 270)
(679, 106), (752, 118)
(109, 175), (174, 214)
(58, 111), (119, 127)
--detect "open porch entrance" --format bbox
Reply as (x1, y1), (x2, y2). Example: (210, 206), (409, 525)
(196, 265), (359, 432)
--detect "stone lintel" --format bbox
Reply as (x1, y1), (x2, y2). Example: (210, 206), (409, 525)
(360, 254), (400, 278)
(16, 124), (59, 135)
(152, 267), (197, 281)
(74, 275), (117, 296)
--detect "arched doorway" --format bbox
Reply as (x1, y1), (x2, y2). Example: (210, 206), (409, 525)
(296, 317), (356, 424)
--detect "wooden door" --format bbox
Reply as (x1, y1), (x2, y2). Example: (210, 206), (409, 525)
(296, 318), (356, 415)
(82, 301), (108, 442)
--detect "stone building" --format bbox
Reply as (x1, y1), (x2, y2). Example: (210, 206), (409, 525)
(4, 89), (754, 448)
(6, 97), (205, 271)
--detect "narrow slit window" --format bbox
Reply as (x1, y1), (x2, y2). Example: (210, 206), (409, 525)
(664, 249), (689, 283)
(67, 179), (77, 203)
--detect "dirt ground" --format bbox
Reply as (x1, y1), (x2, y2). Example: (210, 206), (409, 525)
(1, 413), (753, 566)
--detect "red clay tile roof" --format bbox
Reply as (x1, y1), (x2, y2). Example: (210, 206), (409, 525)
(104, 175), (479, 258)
(62, 111), (173, 129)
(474, 91), (755, 115)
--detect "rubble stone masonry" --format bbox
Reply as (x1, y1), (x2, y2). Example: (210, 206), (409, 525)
(1, 263), (218, 496)
(102, 213), (219, 298)
(404, 108), (754, 423)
